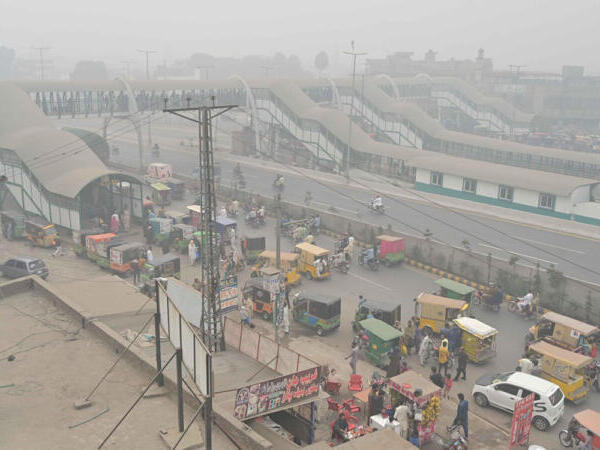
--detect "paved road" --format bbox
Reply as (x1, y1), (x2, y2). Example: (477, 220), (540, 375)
(55, 117), (600, 286)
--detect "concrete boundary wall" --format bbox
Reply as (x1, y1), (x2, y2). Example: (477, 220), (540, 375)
(0, 276), (273, 450)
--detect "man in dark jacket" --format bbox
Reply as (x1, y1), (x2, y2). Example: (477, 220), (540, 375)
(429, 367), (444, 389)
(453, 393), (469, 438)
(454, 347), (468, 381)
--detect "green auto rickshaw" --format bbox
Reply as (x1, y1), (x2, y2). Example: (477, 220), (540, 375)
(292, 292), (341, 336)
(352, 299), (401, 331)
(1, 211), (26, 240)
(359, 318), (403, 368)
(435, 278), (475, 302)
(172, 224), (195, 253)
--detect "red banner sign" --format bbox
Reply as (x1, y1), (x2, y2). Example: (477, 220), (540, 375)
(509, 393), (534, 448)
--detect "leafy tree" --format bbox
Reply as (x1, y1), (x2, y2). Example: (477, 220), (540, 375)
(0, 46), (16, 79)
(314, 51), (329, 73)
(71, 61), (108, 80)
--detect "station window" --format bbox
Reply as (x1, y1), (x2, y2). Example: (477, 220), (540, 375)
(498, 185), (514, 201)
(539, 193), (556, 210)
(462, 178), (477, 193)
(430, 171), (443, 186)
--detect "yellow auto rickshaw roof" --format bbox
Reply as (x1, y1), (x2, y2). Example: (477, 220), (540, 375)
(376, 234), (404, 242)
(295, 242), (329, 256)
(573, 409), (600, 436)
(417, 293), (467, 310)
(151, 182), (170, 191)
(259, 250), (299, 262)
(453, 317), (497, 339)
(541, 311), (599, 336)
(528, 341), (593, 368)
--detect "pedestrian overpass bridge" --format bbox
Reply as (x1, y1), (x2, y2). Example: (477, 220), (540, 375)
(13, 76), (599, 181)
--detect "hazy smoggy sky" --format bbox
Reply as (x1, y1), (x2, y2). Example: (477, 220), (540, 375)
(3, 0), (600, 75)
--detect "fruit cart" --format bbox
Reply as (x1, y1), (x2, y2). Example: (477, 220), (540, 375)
(389, 370), (442, 445)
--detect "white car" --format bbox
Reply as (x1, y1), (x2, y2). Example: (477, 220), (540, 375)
(472, 371), (564, 431)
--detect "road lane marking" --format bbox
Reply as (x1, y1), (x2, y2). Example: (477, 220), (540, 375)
(477, 243), (557, 266)
(312, 201), (358, 215)
(515, 237), (586, 254)
(347, 272), (393, 291)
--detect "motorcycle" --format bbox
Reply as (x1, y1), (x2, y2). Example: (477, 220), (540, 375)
(368, 202), (385, 214)
(432, 424), (468, 450)
(358, 249), (379, 271)
(273, 176), (285, 192)
(473, 291), (501, 312)
(559, 418), (587, 447)
(507, 298), (535, 319)
(330, 252), (350, 274)
(586, 360), (600, 393)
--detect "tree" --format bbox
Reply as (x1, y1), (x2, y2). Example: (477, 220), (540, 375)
(314, 51), (329, 73)
(0, 46), (16, 79)
(71, 61), (108, 80)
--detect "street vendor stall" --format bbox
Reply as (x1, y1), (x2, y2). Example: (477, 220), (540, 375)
(388, 370), (442, 446)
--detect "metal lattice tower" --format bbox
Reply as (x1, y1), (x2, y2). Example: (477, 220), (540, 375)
(164, 99), (236, 352)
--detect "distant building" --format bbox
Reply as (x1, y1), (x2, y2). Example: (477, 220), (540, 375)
(366, 49), (493, 82)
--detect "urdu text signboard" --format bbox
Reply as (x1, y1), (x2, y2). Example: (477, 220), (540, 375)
(509, 393), (534, 448)
(233, 366), (321, 420)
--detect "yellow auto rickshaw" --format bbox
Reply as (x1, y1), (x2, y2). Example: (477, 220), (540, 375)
(453, 316), (497, 364)
(526, 311), (600, 355)
(416, 293), (469, 335)
(24, 220), (57, 248)
(251, 250), (301, 286)
(150, 182), (171, 207)
(295, 242), (330, 280)
(527, 340), (592, 404)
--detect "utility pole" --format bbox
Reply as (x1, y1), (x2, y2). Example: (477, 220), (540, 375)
(33, 47), (51, 80)
(121, 60), (133, 79)
(138, 49), (157, 148)
(343, 41), (367, 181)
(197, 65), (214, 80)
(274, 193), (282, 343)
(164, 99), (236, 450)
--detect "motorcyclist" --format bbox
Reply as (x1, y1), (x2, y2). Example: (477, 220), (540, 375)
(371, 195), (383, 211)
(517, 291), (533, 314)
(274, 174), (285, 187)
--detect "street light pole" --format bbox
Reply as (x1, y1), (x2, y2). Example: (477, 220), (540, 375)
(343, 41), (367, 182)
(138, 49), (157, 148)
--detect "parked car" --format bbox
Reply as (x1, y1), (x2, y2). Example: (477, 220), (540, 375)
(472, 371), (564, 431)
(0, 257), (49, 280)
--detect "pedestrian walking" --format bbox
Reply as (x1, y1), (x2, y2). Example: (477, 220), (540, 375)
(131, 258), (141, 286)
(345, 341), (359, 375)
(122, 207), (131, 231)
(443, 374), (453, 399)
(188, 239), (196, 265)
(393, 399), (410, 439)
(452, 393), (469, 438)
(438, 338), (450, 376)
(419, 332), (432, 366)
(405, 319), (415, 355)
(454, 347), (468, 381)
(282, 298), (290, 336)
(146, 246), (153, 264)
(110, 209), (120, 233)
(414, 322), (422, 354)
(144, 223), (153, 245)
(51, 236), (63, 257)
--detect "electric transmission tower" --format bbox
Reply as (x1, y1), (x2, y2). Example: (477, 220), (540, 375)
(163, 98), (236, 352)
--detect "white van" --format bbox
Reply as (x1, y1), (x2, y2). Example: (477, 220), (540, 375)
(472, 371), (564, 431)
